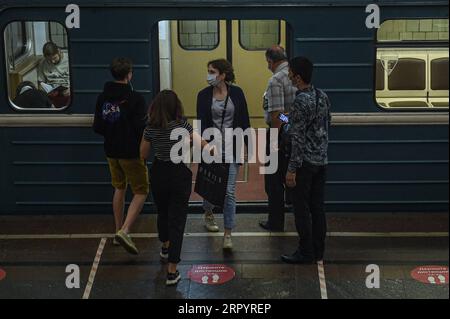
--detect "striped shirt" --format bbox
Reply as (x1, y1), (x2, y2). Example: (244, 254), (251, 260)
(143, 120), (193, 162)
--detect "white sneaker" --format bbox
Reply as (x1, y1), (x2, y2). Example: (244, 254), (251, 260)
(166, 270), (181, 286)
(223, 235), (233, 250)
(204, 212), (220, 232)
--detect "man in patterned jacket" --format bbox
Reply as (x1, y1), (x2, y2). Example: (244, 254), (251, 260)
(282, 56), (331, 264)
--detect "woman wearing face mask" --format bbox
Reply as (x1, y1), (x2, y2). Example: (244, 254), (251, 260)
(196, 59), (251, 250)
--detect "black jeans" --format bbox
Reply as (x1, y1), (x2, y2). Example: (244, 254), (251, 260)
(291, 162), (327, 259)
(150, 159), (192, 264)
(264, 128), (288, 230)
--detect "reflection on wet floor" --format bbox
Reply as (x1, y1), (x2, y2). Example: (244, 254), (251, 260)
(0, 213), (448, 299)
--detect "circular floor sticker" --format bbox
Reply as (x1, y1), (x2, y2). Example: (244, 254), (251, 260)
(411, 266), (448, 285)
(188, 264), (235, 285)
(0, 268), (6, 281)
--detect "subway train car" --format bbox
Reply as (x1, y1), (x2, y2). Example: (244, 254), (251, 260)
(0, 0), (448, 215)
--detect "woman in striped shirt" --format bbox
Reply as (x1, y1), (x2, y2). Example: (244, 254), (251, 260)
(140, 90), (213, 286)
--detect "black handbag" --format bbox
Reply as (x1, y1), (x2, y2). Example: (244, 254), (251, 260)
(194, 162), (230, 207)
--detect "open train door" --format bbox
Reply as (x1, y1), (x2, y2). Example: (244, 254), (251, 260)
(157, 19), (289, 207)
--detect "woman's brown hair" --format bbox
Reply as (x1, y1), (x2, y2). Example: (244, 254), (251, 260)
(208, 59), (236, 83)
(148, 90), (185, 129)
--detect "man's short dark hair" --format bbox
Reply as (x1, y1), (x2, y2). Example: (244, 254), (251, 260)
(265, 46), (287, 63)
(289, 56), (314, 84)
(110, 57), (133, 81)
(43, 42), (59, 57)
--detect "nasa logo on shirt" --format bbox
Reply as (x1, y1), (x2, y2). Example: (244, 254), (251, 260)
(102, 100), (124, 124)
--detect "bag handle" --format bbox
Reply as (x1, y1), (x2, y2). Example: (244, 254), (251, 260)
(220, 85), (231, 131)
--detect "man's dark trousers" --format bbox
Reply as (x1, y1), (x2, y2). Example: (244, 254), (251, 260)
(291, 162), (327, 259)
(264, 128), (288, 230)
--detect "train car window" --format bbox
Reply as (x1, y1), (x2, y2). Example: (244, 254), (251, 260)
(4, 22), (29, 65)
(239, 20), (280, 50)
(48, 22), (68, 49)
(388, 59), (426, 91)
(4, 21), (72, 111)
(377, 19), (448, 42)
(430, 57), (449, 108)
(375, 19), (449, 109)
(376, 60), (385, 91)
(431, 58), (449, 91)
(178, 20), (219, 50)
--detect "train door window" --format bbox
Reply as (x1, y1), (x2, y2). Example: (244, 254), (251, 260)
(4, 21), (72, 111)
(178, 20), (219, 50)
(375, 19), (449, 109)
(239, 20), (280, 50)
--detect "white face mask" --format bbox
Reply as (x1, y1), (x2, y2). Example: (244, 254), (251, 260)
(207, 73), (221, 87)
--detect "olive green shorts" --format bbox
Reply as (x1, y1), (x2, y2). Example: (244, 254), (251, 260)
(107, 158), (149, 195)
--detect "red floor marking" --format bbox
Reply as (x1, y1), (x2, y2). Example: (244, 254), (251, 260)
(411, 266), (449, 285)
(188, 264), (235, 285)
(0, 268), (6, 281)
